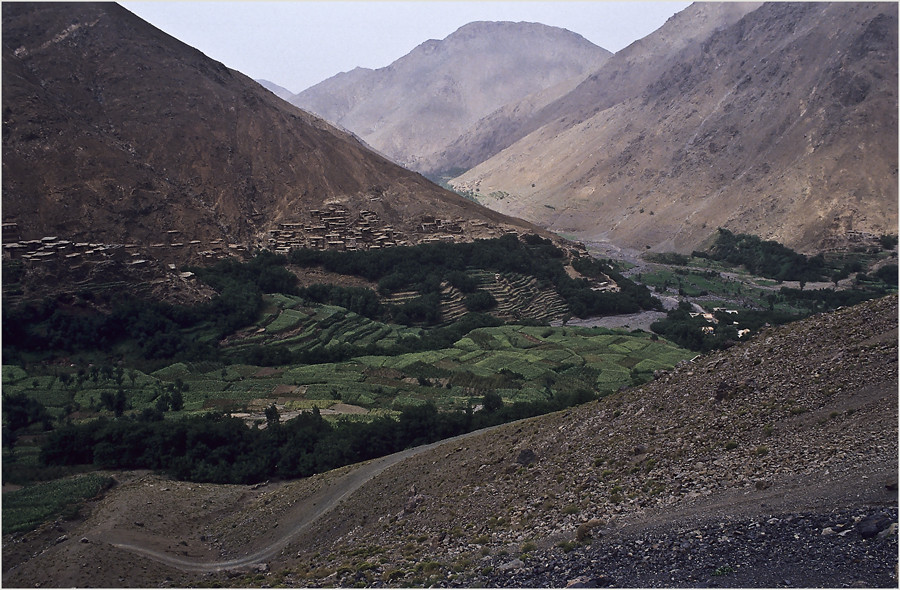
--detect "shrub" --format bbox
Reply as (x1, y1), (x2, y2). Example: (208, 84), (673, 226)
(463, 290), (497, 312)
(575, 519), (604, 542)
(557, 540), (579, 552)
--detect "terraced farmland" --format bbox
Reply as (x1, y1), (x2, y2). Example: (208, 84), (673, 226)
(224, 298), (421, 359)
(473, 270), (570, 322)
(2, 313), (692, 432)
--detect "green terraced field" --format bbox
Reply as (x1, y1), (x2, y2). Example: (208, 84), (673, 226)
(2, 474), (115, 535)
(2, 321), (692, 426)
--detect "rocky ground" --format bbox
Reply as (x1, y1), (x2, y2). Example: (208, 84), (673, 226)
(469, 505), (898, 588)
(3, 295), (897, 588)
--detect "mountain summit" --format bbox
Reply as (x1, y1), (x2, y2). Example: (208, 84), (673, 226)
(290, 21), (611, 174)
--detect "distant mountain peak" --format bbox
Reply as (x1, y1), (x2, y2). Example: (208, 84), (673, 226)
(291, 20), (611, 173)
(256, 79), (295, 100)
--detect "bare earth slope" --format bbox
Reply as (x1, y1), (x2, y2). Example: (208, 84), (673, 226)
(453, 2), (898, 254)
(2, 3), (539, 264)
(4, 296), (896, 587)
(436, 2), (761, 178)
(290, 21), (611, 174)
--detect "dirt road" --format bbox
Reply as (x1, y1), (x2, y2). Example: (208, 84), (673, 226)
(97, 426), (498, 572)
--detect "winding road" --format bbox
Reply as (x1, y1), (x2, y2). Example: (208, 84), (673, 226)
(100, 426), (499, 572)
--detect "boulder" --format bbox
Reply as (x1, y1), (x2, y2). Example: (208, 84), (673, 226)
(857, 513), (893, 539)
(517, 449), (538, 466)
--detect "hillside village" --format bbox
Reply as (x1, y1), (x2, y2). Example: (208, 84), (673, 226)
(265, 202), (495, 253)
(2, 207), (621, 316)
(1, 206), (520, 270)
(2, 198), (535, 265)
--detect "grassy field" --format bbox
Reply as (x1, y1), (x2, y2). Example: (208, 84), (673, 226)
(1, 311), (692, 495)
(2, 473), (115, 534)
(638, 248), (896, 311)
(636, 261), (809, 313)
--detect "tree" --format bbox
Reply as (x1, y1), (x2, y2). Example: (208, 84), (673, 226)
(156, 393), (171, 412)
(464, 290), (497, 312)
(170, 389), (184, 412)
(3, 392), (53, 432)
(114, 389), (128, 417)
(483, 391), (504, 413)
(2, 427), (18, 458)
(265, 403), (280, 429)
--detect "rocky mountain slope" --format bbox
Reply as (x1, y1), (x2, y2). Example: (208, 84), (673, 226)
(436, 2), (761, 179)
(2, 3), (543, 298)
(290, 21), (611, 174)
(4, 295), (896, 587)
(452, 2), (898, 254)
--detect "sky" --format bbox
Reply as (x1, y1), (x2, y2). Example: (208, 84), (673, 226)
(121, 1), (691, 94)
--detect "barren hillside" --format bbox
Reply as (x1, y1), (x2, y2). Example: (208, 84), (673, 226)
(1, 3), (547, 299)
(435, 2), (761, 177)
(4, 295), (896, 587)
(453, 2), (898, 254)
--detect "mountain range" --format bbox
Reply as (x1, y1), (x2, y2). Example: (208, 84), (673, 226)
(281, 2), (897, 254)
(1, 5), (896, 587)
(453, 2), (898, 253)
(5, 2), (895, 286)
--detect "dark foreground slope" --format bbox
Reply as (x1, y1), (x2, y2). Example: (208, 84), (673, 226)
(3, 296), (896, 587)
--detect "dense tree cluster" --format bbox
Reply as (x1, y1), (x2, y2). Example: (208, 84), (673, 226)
(290, 234), (660, 323)
(696, 228), (829, 282)
(2, 252), (296, 362)
(652, 280), (893, 352)
(2, 392), (54, 451)
(40, 388), (597, 484)
(3, 236), (662, 365)
(1, 294), (214, 363)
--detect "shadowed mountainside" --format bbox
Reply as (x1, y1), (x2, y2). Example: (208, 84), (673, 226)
(1, 3), (541, 262)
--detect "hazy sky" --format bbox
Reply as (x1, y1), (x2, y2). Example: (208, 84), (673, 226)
(122, 1), (691, 94)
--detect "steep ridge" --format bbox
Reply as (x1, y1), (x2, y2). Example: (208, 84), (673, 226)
(256, 79), (295, 101)
(290, 21), (611, 173)
(4, 296), (895, 587)
(1, 3), (543, 293)
(423, 72), (588, 176)
(434, 2), (761, 177)
(453, 2), (898, 254)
